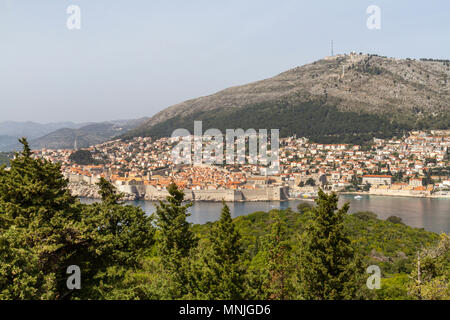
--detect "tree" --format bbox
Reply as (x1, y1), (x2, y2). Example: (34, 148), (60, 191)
(192, 202), (245, 299)
(0, 152), (12, 167)
(362, 183), (371, 191)
(0, 138), (87, 299)
(297, 202), (313, 214)
(353, 211), (377, 221)
(79, 178), (156, 299)
(350, 175), (361, 190)
(69, 149), (96, 165)
(305, 178), (316, 186)
(408, 234), (449, 300)
(297, 189), (363, 299)
(386, 216), (404, 225)
(155, 183), (197, 298)
(97, 177), (124, 205)
(260, 211), (296, 299)
(0, 140), (156, 299)
(423, 169), (434, 186)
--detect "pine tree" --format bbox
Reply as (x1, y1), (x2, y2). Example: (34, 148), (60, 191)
(297, 189), (363, 300)
(155, 183), (197, 298)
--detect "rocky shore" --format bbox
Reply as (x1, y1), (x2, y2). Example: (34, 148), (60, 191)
(68, 182), (137, 201)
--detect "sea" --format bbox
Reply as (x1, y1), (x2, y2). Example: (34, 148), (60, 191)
(80, 194), (450, 234)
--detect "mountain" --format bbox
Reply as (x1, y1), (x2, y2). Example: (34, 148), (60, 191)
(23, 118), (148, 151)
(0, 121), (84, 151)
(0, 121), (82, 137)
(0, 118), (148, 151)
(124, 54), (449, 144)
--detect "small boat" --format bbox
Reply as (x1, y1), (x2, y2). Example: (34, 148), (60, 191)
(354, 195), (363, 200)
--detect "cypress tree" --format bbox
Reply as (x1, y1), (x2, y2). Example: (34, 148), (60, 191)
(81, 178), (156, 299)
(0, 140), (156, 299)
(261, 211), (295, 300)
(193, 202), (245, 299)
(297, 189), (363, 299)
(155, 183), (197, 298)
(0, 138), (86, 299)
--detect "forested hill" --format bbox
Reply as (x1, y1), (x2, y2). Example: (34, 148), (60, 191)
(124, 54), (450, 144)
(193, 207), (443, 300)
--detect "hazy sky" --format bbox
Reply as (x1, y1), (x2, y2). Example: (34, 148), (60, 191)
(0, 0), (448, 123)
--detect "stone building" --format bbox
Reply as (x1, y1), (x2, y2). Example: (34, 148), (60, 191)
(362, 175), (392, 186)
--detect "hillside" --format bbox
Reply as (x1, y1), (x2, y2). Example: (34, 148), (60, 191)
(125, 54), (450, 144)
(4, 118), (148, 151)
(29, 118), (148, 150)
(0, 121), (83, 151)
(193, 207), (441, 300)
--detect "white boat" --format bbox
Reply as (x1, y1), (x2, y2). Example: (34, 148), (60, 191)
(354, 195), (363, 200)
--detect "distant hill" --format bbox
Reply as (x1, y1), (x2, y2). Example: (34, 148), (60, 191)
(124, 54), (450, 144)
(0, 121), (82, 137)
(22, 118), (148, 151)
(0, 121), (84, 151)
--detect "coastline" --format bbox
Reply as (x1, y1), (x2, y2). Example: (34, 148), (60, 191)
(75, 192), (450, 202)
(339, 191), (450, 199)
(71, 186), (450, 202)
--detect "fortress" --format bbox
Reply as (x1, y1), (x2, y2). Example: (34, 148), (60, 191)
(66, 173), (290, 202)
(117, 184), (289, 202)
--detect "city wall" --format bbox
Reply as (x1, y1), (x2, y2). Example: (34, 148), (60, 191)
(67, 173), (289, 201)
(369, 188), (432, 197)
(117, 184), (289, 202)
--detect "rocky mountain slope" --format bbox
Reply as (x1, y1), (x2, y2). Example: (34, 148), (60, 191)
(125, 54), (449, 144)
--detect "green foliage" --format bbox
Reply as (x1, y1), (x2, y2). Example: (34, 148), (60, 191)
(190, 202), (245, 299)
(155, 183), (198, 298)
(386, 216), (404, 225)
(124, 100), (421, 145)
(377, 274), (411, 300)
(192, 206), (440, 300)
(408, 234), (450, 300)
(257, 211), (296, 299)
(0, 152), (12, 167)
(296, 190), (364, 299)
(69, 149), (97, 165)
(297, 202), (314, 214)
(0, 138), (85, 299)
(305, 178), (316, 186)
(78, 179), (156, 299)
(0, 145), (445, 300)
(353, 211), (377, 221)
(97, 177), (124, 205)
(0, 139), (155, 299)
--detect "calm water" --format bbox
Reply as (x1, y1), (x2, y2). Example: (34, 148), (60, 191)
(81, 195), (450, 234)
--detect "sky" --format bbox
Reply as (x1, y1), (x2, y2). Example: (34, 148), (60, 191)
(0, 0), (449, 123)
